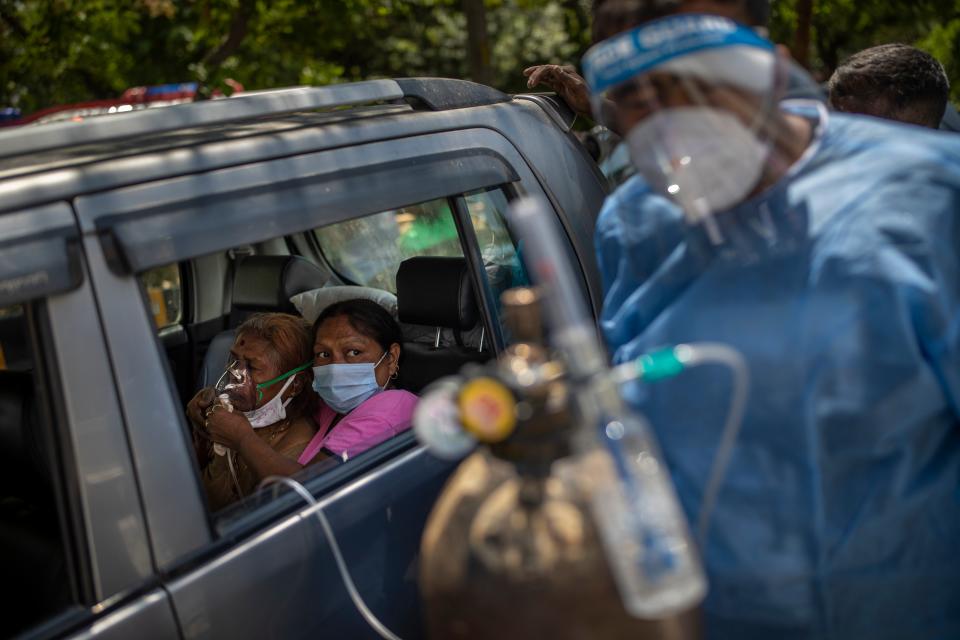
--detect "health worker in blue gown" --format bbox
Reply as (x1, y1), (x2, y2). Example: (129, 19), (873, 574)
(582, 6), (960, 640)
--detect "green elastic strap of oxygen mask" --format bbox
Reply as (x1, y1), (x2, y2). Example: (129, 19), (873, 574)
(255, 362), (312, 402)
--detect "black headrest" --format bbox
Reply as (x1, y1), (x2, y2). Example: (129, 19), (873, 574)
(396, 257), (478, 330)
(231, 255), (327, 320)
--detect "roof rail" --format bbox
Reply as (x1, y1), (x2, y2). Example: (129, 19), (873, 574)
(0, 80), (405, 160)
(395, 78), (509, 110)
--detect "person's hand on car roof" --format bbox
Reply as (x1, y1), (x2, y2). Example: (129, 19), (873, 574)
(523, 64), (592, 120)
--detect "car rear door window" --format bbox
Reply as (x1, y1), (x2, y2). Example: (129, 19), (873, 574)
(0, 303), (88, 636)
(313, 196), (464, 293)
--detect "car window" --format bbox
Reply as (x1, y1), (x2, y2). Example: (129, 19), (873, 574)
(313, 197), (463, 293)
(139, 263), (183, 330)
(0, 303), (84, 636)
(141, 204), (482, 524)
(461, 187), (530, 338)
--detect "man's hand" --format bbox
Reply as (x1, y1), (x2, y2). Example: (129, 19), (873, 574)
(523, 64), (592, 119)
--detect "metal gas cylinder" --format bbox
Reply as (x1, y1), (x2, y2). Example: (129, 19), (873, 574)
(418, 289), (701, 640)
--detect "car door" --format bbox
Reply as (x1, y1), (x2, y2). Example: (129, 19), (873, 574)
(75, 126), (597, 639)
(0, 202), (179, 640)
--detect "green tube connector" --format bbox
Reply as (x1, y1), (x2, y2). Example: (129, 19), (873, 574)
(635, 347), (685, 381)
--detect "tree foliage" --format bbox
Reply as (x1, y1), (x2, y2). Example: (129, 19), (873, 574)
(771, 0), (960, 101)
(3, 0), (957, 115)
(1, 0), (590, 115)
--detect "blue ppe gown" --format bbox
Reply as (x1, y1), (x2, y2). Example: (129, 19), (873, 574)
(596, 104), (960, 639)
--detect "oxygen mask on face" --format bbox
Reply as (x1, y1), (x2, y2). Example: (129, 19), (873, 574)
(583, 13), (789, 243)
(214, 359), (256, 412)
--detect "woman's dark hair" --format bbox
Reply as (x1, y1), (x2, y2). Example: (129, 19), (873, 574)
(312, 298), (403, 352)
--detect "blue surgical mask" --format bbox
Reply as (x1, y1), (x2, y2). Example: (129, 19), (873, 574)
(312, 352), (388, 414)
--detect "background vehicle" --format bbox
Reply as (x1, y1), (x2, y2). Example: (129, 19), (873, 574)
(0, 78), (606, 639)
(0, 81), (243, 128)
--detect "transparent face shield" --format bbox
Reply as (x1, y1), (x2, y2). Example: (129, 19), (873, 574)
(584, 14), (793, 241)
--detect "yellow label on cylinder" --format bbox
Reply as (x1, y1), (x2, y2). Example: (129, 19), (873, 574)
(458, 377), (516, 443)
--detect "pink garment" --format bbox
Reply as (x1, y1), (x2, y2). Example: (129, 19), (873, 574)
(297, 389), (418, 464)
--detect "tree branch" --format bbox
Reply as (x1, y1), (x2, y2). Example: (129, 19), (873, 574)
(201, 0), (254, 72)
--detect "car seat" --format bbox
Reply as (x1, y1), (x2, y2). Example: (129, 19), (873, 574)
(197, 255), (328, 390)
(394, 256), (491, 393)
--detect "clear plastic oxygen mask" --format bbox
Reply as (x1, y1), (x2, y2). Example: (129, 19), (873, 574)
(582, 13), (791, 245)
(207, 358), (309, 456)
(214, 358), (263, 412)
(208, 359), (249, 457)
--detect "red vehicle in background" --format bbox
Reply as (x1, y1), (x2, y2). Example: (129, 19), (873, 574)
(1, 79), (243, 127)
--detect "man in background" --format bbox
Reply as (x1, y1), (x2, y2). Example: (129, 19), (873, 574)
(828, 43), (950, 129)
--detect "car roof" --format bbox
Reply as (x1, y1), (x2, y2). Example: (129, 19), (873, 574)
(0, 77), (604, 318)
(0, 78), (510, 175)
(0, 80), (583, 220)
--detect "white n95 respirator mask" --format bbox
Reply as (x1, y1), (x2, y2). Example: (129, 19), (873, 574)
(626, 105), (769, 220)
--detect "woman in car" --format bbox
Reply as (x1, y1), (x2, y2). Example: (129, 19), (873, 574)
(298, 298), (417, 465)
(187, 312), (316, 510)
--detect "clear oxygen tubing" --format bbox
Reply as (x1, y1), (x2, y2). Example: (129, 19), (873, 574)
(611, 343), (750, 548)
(259, 475), (404, 640)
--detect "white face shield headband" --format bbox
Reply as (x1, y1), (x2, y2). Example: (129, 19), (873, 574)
(583, 14), (786, 240)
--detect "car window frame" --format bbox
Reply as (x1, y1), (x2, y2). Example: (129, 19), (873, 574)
(450, 191), (508, 352)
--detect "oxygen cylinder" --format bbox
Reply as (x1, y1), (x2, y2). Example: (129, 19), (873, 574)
(417, 289), (702, 640)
